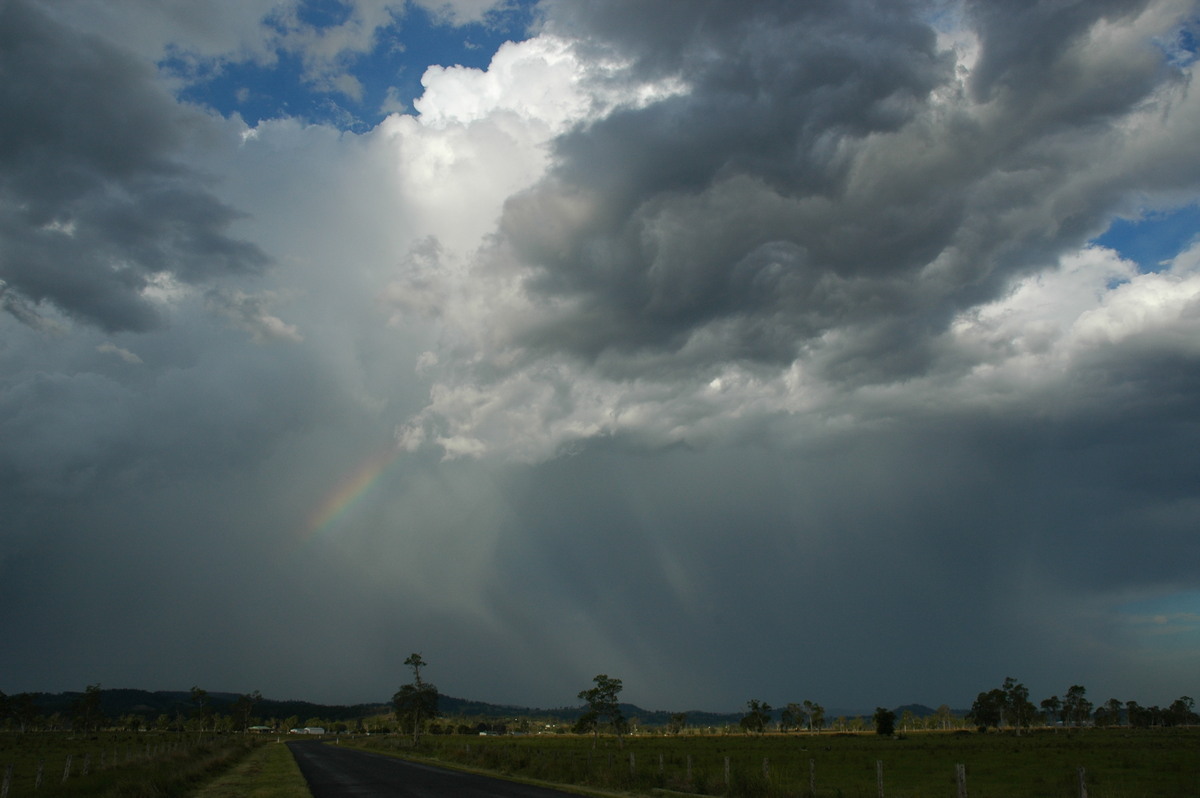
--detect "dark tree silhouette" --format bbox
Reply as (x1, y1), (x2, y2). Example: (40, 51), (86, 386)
(393, 653), (438, 744)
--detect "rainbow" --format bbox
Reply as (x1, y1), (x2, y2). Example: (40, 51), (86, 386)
(303, 445), (401, 541)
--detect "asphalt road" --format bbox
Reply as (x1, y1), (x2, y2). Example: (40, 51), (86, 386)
(286, 741), (585, 798)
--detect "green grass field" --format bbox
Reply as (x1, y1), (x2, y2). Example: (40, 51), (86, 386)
(345, 727), (1200, 798)
(8, 728), (1194, 797)
(0, 732), (266, 797)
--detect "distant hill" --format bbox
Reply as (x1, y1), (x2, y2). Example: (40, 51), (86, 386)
(16, 689), (925, 727)
(23, 689), (388, 723)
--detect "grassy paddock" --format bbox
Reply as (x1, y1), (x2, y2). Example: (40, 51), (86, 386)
(0, 731), (263, 797)
(343, 727), (1200, 797)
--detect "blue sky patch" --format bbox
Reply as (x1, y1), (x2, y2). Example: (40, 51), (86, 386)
(1094, 204), (1200, 272)
(165, 0), (536, 131)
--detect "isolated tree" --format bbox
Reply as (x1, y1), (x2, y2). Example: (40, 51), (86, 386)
(1165, 696), (1197, 726)
(1040, 695), (1062, 728)
(393, 653), (438, 744)
(799, 699), (825, 732)
(934, 704), (955, 730)
(577, 674), (625, 748)
(1063, 685), (1092, 727)
(873, 707), (896, 736)
(667, 712), (688, 735)
(72, 683), (104, 732)
(231, 690), (262, 732)
(1002, 677), (1035, 735)
(969, 689), (1005, 731)
(190, 685), (214, 733)
(1094, 698), (1123, 727)
(740, 699), (771, 734)
(781, 702), (804, 732)
(809, 702), (826, 732)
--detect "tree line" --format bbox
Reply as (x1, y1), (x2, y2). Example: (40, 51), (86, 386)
(967, 677), (1198, 733)
(0, 684), (354, 735)
(6, 669), (1197, 738)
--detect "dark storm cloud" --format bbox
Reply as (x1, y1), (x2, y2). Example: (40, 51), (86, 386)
(0, 0), (267, 332)
(471, 392), (1200, 710)
(485, 0), (1187, 384)
(963, 0), (1152, 102)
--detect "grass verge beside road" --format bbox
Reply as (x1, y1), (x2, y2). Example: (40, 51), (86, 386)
(190, 740), (311, 798)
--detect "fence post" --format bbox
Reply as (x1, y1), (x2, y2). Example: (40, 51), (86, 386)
(629, 752), (635, 777)
(62, 754), (73, 783)
(2, 763), (12, 798)
(659, 753), (664, 775)
(724, 756), (731, 788)
(809, 758), (816, 797)
(876, 759), (884, 798)
(686, 754), (692, 781)
(763, 757), (769, 780)
(35, 759), (44, 789)
(1078, 766), (1087, 798)
(956, 763), (967, 798)
(82, 753), (91, 776)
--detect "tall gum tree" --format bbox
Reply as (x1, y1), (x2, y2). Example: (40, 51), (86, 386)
(393, 653), (438, 744)
(577, 674), (625, 748)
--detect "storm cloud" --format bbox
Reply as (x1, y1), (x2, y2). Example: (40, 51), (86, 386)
(2, 0), (1199, 714)
(401, 0), (1200, 462)
(0, 0), (267, 332)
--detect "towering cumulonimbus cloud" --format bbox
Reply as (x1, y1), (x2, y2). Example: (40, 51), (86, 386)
(397, 0), (1200, 461)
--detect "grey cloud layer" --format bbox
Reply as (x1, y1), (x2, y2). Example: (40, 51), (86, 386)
(395, 0), (1200, 461)
(456, 0), (1181, 383)
(0, 1), (267, 332)
(509, 1), (951, 367)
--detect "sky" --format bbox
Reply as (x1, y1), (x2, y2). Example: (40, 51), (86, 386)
(2, 0), (1199, 716)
